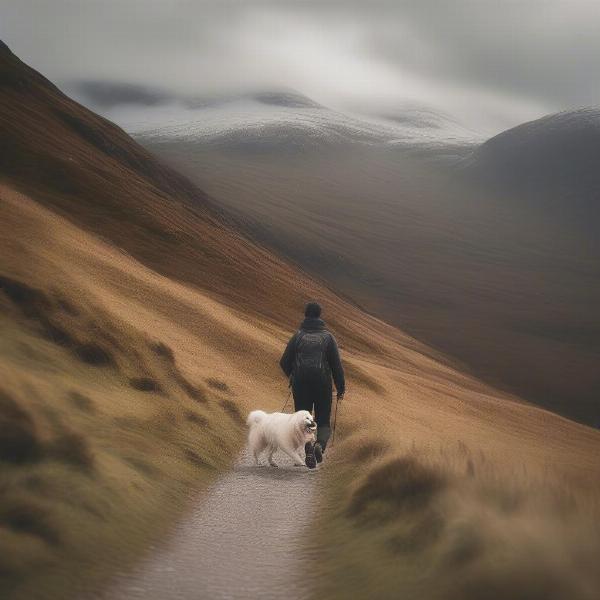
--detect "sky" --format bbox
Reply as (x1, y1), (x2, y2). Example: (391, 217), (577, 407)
(2, 0), (600, 134)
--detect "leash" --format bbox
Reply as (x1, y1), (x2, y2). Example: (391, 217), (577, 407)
(280, 385), (293, 413)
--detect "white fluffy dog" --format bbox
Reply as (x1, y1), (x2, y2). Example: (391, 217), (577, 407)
(247, 409), (316, 467)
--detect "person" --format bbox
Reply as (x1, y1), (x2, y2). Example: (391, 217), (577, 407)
(280, 301), (345, 469)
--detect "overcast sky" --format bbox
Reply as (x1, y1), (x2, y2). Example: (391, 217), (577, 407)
(2, 0), (600, 133)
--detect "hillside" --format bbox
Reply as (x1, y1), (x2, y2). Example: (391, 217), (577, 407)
(465, 107), (600, 230)
(2, 43), (600, 600)
(133, 105), (600, 426)
(0, 40), (453, 597)
(1, 45), (379, 339)
(467, 107), (600, 189)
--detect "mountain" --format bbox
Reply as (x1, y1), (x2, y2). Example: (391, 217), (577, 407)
(131, 101), (477, 156)
(0, 46), (364, 329)
(467, 107), (600, 187)
(131, 98), (600, 426)
(465, 107), (600, 228)
(2, 42), (600, 600)
(66, 79), (480, 157)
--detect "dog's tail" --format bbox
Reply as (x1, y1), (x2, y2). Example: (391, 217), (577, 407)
(246, 410), (267, 427)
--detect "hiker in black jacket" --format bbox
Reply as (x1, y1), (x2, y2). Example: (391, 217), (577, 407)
(280, 302), (345, 468)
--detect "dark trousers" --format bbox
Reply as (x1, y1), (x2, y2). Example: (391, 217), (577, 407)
(292, 373), (333, 450)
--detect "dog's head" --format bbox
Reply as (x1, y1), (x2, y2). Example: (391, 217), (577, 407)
(296, 409), (317, 433)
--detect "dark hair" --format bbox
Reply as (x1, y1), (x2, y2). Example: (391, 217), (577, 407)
(304, 302), (322, 318)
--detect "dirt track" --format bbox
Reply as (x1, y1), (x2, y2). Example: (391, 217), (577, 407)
(96, 449), (318, 600)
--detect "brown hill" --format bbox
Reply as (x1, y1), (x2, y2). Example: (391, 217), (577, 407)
(139, 126), (600, 426)
(0, 41), (443, 358)
(1, 42), (600, 600)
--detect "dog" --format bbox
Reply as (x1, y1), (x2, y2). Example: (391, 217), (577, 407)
(247, 409), (316, 467)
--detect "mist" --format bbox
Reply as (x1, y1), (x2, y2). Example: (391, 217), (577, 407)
(2, 0), (600, 134)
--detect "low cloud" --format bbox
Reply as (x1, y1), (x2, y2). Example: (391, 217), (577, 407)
(2, 0), (598, 133)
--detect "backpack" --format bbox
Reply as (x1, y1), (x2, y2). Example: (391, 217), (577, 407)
(294, 331), (329, 376)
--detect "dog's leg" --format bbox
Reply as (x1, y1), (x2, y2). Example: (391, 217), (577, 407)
(249, 431), (267, 466)
(280, 444), (305, 467)
(267, 447), (278, 468)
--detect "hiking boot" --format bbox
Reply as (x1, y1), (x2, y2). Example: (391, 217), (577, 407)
(314, 442), (323, 464)
(304, 442), (317, 469)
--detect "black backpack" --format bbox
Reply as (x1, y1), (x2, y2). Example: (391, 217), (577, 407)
(294, 331), (329, 375)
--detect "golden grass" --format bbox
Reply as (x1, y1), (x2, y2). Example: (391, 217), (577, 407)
(0, 187), (261, 599)
(153, 144), (600, 425)
(313, 423), (600, 600)
(3, 178), (404, 599)
(2, 170), (600, 600)
(0, 295), (245, 599)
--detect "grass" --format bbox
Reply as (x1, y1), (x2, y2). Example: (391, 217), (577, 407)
(129, 377), (163, 393)
(313, 434), (600, 600)
(347, 455), (447, 519)
(0, 276), (246, 600)
(46, 431), (95, 472)
(73, 342), (114, 366)
(0, 390), (43, 464)
(206, 378), (231, 393)
(0, 497), (60, 546)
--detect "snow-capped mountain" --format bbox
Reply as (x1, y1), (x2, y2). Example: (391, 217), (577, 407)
(66, 80), (482, 156)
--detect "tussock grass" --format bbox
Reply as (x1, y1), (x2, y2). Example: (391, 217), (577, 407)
(73, 342), (113, 366)
(66, 391), (95, 414)
(206, 378), (231, 393)
(184, 449), (215, 469)
(186, 411), (209, 427)
(0, 275), (51, 319)
(129, 377), (163, 393)
(219, 398), (244, 424)
(350, 438), (390, 463)
(174, 373), (208, 402)
(0, 497), (60, 546)
(151, 340), (208, 402)
(149, 341), (175, 362)
(314, 436), (600, 600)
(46, 431), (94, 472)
(347, 456), (447, 520)
(0, 275), (245, 600)
(0, 390), (42, 464)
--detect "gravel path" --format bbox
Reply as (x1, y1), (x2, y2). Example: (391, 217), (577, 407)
(98, 449), (319, 600)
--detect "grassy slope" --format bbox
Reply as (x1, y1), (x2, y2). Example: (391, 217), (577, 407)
(2, 44), (600, 600)
(0, 182), (473, 599)
(0, 182), (408, 597)
(310, 353), (600, 600)
(0, 43), (433, 598)
(0, 187), (248, 598)
(141, 141), (600, 426)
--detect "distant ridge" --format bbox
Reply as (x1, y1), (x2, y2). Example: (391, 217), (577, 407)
(69, 79), (322, 110)
(466, 107), (600, 213)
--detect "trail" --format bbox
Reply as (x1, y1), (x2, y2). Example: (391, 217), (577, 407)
(96, 449), (319, 600)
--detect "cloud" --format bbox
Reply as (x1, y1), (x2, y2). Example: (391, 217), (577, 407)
(365, 1), (600, 109)
(1, 0), (598, 133)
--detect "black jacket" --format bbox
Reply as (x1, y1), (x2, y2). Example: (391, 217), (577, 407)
(279, 317), (345, 395)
